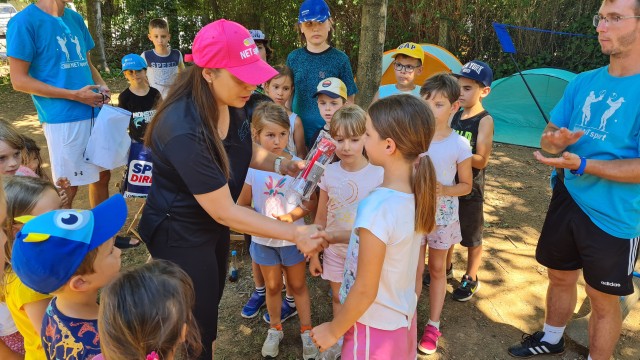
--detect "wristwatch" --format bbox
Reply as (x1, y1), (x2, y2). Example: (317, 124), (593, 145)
(274, 156), (285, 175)
(570, 156), (587, 176)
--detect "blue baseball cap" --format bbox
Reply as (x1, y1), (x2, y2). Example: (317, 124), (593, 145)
(121, 53), (147, 71)
(298, 0), (331, 23)
(456, 60), (493, 87)
(11, 194), (128, 294)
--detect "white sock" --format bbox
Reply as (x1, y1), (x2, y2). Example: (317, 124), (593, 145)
(587, 356), (593, 360)
(540, 323), (565, 345)
(427, 319), (440, 330)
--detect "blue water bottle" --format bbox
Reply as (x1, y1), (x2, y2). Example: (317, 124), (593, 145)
(228, 250), (239, 282)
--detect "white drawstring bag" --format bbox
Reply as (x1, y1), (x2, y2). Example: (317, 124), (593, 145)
(84, 105), (131, 169)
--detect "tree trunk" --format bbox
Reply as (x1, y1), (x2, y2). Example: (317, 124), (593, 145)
(355, 0), (388, 108)
(102, 0), (115, 49)
(86, 0), (110, 72)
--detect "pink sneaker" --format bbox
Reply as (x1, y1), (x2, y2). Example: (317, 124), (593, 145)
(418, 324), (441, 355)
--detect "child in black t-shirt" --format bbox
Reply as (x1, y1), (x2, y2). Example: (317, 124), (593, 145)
(118, 53), (161, 143)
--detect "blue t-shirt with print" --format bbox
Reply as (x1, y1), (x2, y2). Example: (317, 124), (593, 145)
(286, 47), (358, 145)
(7, 4), (97, 124)
(550, 66), (640, 239)
(41, 297), (101, 360)
(378, 84), (421, 99)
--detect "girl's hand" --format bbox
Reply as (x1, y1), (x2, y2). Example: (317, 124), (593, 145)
(309, 255), (323, 276)
(55, 177), (71, 190)
(294, 224), (327, 256)
(274, 213), (294, 223)
(310, 322), (340, 352)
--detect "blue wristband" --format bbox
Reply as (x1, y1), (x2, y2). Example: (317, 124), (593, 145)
(570, 156), (587, 176)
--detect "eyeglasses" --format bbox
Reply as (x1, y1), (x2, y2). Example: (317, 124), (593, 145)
(394, 62), (420, 73)
(593, 14), (640, 27)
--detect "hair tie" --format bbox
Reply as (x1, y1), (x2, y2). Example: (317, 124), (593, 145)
(418, 151), (429, 158)
(146, 351), (159, 360)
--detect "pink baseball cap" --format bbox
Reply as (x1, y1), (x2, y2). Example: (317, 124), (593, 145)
(184, 19), (277, 85)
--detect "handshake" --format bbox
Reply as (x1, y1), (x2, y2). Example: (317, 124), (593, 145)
(293, 225), (337, 257)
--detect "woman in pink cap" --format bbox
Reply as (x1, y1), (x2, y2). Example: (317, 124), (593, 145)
(139, 19), (327, 359)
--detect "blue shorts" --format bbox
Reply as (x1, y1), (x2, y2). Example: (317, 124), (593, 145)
(250, 242), (305, 267)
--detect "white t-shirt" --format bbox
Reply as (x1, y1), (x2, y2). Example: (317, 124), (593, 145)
(318, 162), (383, 258)
(339, 187), (421, 330)
(0, 302), (18, 336)
(286, 112), (298, 156)
(428, 131), (472, 225)
(246, 161), (304, 247)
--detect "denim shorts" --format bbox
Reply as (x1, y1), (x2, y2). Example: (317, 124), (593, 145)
(250, 241), (305, 267)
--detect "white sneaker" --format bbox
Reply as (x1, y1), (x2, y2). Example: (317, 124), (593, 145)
(262, 328), (284, 358)
(319, 342), (341, 360)
(301, 330), (320, 360)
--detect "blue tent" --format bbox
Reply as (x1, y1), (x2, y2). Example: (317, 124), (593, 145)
(484, 68), (576, 148)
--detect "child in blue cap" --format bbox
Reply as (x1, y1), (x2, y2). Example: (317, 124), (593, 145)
(11, 194), (128, 360)
(287, 0), (358, 148)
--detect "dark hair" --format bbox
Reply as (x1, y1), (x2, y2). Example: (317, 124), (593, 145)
(149, 18), (169, 32)
(266, 65), (294, 87)
(420, 72), (461, 104)
(246, 92), (273, 122)
(20, 135), (49, 181)
(255, 40), (273, 62)
(144, 65), (231, 179)
(98, 260), (202, 360)
(367, 95), (437, 234)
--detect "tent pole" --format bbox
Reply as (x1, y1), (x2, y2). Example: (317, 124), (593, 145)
(509, 53), (550, 124)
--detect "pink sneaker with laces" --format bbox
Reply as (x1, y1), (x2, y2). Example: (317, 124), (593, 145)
(418, 324), (441, 355)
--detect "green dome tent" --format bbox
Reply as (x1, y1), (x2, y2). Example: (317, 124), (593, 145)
(484, 68), (576, 148)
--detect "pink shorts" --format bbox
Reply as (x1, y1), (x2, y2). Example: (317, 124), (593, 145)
(341, 314), (417, 360)
(0, 331), (25, 355)
(320, 246), (346, 283)
(423, 221), (462, 250)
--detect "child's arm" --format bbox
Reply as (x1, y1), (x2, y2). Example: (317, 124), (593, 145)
(0, 339), (23, 360)
(313, 189), (329, 228)
(309, 254), (323, 276)
(24, 298), (50, 336)
(472, 115), (494, 170)
(236, 183), (254, 210)
(441, 158), (473, 197)
(311, 228), (386, 350)
(293, 116), (307, 158)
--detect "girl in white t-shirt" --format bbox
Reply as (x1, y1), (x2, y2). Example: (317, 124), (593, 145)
(264, 65), (306, 157)
(236, 102), (319, 359)
(309, 105), (383, 358)
(310, 95), (437, 359)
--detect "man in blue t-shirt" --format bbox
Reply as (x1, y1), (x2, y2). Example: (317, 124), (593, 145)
(508, 1), (640, 359)
(7, 0), (111, 208)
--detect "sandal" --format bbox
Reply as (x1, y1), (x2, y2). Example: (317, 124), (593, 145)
(114, 235), (141, 249)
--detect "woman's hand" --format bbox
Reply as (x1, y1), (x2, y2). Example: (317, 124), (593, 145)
(294, 224), (327, 256)
(310, 322), (340, 353)
(282, 158), (306, 177)
(309, 255), (323, 276)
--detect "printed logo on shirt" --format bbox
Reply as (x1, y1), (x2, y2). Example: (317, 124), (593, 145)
(575, 89), (624, 141)
(57, 32), (89, 70)
(132, 110), (156, 129)
(238, 119), (250, 141)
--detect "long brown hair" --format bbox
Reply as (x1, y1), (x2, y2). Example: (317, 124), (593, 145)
(367, 94), (437, 234)
(144, 65), (230, 178)
(98, 260), (202, 360)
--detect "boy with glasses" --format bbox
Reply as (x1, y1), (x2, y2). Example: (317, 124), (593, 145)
(372, 42), (424, 101)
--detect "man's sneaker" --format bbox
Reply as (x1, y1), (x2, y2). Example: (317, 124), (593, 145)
(507, 331), (565, 358)
(261, 328), (284, 358)
(301, 330), (320, 360)
(263, 299), (298, 324)
(319, 342), (341, 360)
(452, 274), (480, 301)
(423, 264), (454, 287)
(417, 324), (441, 355)
(240, 291), (266, 318)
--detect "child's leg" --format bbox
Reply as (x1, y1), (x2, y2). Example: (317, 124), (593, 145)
(260, 264), (285, 328)
(252, 260), (265, 287)
(466, 244), (482, 280)
(329, 281), (342, 316)
(446, 245), (454, 270)
(283, 260), (312, 328)
(428, 247), (449, 323)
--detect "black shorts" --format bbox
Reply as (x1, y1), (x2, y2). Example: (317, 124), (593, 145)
(459, 199), (484, 247)
(536, 180), (640, 296)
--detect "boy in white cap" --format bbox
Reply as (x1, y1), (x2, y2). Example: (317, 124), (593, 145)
(309, 77), (348, 147)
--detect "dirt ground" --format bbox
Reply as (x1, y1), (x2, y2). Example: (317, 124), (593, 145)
(0, 78), (638, 360)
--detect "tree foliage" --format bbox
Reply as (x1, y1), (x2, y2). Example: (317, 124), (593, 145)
(83, 0), (605, 78)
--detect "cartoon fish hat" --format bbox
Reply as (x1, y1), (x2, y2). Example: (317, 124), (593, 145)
(11, 194), (127, 294)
